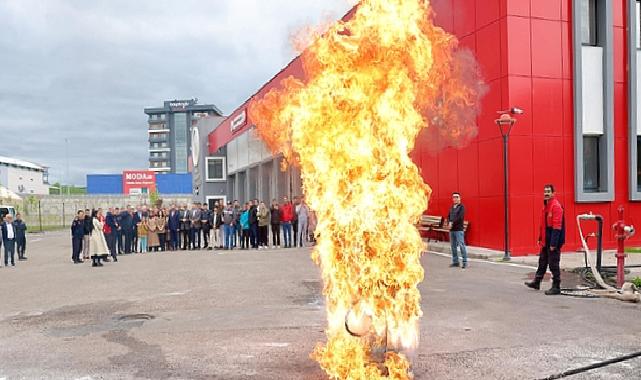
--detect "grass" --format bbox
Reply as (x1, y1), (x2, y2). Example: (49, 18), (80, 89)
(27, 226), (67, 233)
(624, 247), (641, 254)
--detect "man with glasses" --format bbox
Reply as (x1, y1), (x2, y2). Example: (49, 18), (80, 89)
(448, 192), (468, 269)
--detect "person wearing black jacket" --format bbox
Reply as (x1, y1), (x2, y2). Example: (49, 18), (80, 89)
(248, 200), (259, 249)
(209, 206), (223, 249)
(201, 204), (212, 249)
(120, 208), (133, 254)
(270, 200), (282, 248)
(292, 196), (300, 247)
(82, 209), (93, 260)
(448, 192), (468, 269)
(14, 213), (28, 261)
(114, 207), (122, 255)
(71, 210), (85, 264)
(132, 207), (141, 252)
(180, 205), (191, 250)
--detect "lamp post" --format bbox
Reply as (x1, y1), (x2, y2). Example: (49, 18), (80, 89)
(495, 108), (522, 262)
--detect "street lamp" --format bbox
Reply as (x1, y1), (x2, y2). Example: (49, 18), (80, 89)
(495, 108), (523, 261)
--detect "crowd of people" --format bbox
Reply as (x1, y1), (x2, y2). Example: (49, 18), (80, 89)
(71, 195), (317, 267)
(0, 213), (28, 267)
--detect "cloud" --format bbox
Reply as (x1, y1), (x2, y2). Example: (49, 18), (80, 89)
(0, 0), (352, 185)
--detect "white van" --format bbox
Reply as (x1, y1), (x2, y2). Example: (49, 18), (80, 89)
(0, 205), (16, 220)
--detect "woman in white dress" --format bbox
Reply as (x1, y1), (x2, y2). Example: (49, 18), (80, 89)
(90, 210), (111, 267)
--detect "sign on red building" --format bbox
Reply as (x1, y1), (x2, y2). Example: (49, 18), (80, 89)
(122, 171), (156, 195)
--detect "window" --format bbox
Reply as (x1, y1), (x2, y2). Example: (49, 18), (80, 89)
(635, 0), (641, 50)
(581, 0), (597, 46)
(206, 157), (226, 181)
(583, 136), (601, 192)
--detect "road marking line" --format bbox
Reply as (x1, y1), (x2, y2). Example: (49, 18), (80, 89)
(427, 251), (536, 270)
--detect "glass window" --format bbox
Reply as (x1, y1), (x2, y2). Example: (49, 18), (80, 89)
(581, 0), (597, 46)
(635, 0), (641, 49)
(583, 136), (601, 192)
(206, 157), (225, 181)
(174, 113), (188, 173)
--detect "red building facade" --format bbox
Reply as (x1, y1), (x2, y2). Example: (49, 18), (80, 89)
(210, 0), (641, 256)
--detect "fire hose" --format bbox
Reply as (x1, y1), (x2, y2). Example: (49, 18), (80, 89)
(576, 214), (640, 303)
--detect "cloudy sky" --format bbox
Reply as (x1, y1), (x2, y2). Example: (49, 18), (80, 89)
(0, 0), (352, 185)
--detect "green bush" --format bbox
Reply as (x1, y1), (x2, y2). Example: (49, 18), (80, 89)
(632, 277), (641, 288)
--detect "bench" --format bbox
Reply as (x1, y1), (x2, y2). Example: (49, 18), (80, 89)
(432, 219), (470, 242)
(417, 215), (444, 242)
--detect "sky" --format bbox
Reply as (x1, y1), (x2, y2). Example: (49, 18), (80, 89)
(0, 0), (353, 185)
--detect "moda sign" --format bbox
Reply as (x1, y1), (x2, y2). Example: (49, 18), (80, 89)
(122, 170), (156, 194)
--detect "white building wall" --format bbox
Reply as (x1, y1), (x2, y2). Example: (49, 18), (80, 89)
(3, 166), (49, 195)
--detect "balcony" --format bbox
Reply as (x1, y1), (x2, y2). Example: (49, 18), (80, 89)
(149, 156), (169, 162)
(149, 167), (171, 172)
(149, 134), (169, 143)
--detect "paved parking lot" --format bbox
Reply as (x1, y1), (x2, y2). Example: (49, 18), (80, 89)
(0, 231), (640, 379)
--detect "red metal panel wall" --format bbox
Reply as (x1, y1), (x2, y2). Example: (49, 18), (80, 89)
(425, 0), (641, 255)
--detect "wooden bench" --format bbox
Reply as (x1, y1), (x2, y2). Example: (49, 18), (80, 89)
(417, 215), (444, 242)
(432, 219), (470, 242)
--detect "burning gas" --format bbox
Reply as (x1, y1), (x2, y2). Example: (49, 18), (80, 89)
(249, 0), (484, 378)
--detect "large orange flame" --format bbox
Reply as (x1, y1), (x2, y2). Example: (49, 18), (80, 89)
(249, 0), (484, 378)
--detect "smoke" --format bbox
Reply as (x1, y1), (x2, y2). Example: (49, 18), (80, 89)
(416, 48), (488, 154)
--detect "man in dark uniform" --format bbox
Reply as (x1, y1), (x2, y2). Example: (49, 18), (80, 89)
(71, 210), (85, 264)
(14, 213), (28, 261)
(525, 184), (565, 295)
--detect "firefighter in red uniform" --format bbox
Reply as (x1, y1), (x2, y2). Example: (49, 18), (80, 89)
(525, 184), (565, 295)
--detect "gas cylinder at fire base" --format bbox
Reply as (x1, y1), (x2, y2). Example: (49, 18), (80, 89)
(345, 308), (389, 369)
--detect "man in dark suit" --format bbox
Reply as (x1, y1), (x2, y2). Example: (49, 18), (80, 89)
(180, 205), (191, 250)
(132, 207), (141, 253)
(114, 207), (123, 255)
(2, 214), (18, 266)
(168, 204), (180, 251)
(71, 210), (85, 264)
(14, 213), (28, 261)
(190, 203), (202, 250)
(201, 203), (212, 249)
(120, 207), (133, 254)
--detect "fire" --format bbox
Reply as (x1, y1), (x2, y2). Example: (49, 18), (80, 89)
(249, 0), (484, 378)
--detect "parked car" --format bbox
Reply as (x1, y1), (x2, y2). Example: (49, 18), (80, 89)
(0, 205), (16, 220)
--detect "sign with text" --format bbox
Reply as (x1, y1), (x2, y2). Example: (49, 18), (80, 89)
(230, 110), (247, 133)
(123, 170), (156, 194)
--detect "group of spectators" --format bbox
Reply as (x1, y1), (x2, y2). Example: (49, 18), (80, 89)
(71, 195), (316, 267)
(0, 213), (28, 267)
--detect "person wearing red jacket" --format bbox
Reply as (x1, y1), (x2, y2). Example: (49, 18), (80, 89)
(280, 196), (294, 248)
(525, 184), (565, 295)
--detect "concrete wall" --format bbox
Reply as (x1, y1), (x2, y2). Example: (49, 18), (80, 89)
(5, 194), (192, 230)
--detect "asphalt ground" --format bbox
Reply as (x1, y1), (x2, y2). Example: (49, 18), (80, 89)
(0, 231), (640, 379)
